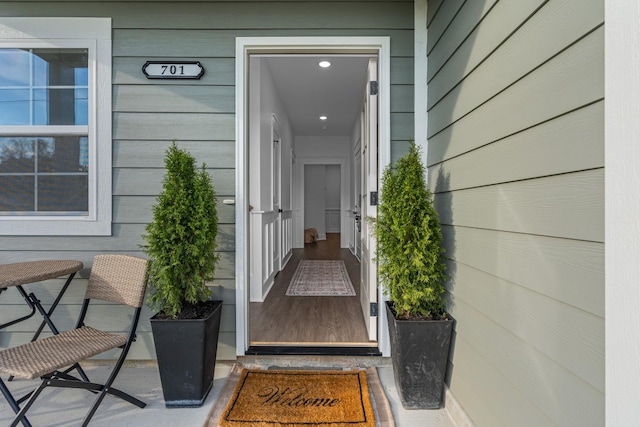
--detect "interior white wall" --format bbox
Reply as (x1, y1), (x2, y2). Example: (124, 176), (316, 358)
(280, 130), (292, 211)
(325, 165), (341, 208)
(248, 57), (294, 303)
(251, 59), (293, 210)
(295, 136), (351, 158)
(325, 165), (341, 233)
(248, 57), (263, 210)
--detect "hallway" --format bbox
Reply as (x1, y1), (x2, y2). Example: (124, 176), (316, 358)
(249, 233), (372, 346)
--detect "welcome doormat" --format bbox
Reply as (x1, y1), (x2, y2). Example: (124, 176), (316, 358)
(217, 368), (375, 427)
(286, 260), (356, 296)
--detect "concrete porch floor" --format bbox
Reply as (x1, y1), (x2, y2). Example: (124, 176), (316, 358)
(0, 357), (456, 426)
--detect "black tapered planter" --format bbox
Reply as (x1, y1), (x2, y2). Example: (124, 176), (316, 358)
(150, 300), (222, 408)
(386, 301), (454, 409)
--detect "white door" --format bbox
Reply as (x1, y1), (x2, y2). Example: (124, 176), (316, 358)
(272, 117), (282, 272)
(360, 58), (378, 341)
(353, 142), (362, 260)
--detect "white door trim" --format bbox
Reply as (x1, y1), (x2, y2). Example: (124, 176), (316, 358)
(415, 0), (429, 163)
(235, 36), (391, 356)
(605, 0), (640, 424)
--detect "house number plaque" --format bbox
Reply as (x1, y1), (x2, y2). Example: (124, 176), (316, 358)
(142, 61), (205, 79)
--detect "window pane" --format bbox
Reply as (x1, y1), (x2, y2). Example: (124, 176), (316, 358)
(0, 89), (30, 125)
(33, 88), (88, 125)
(75, 88), (88, 125)
(0, 138), (35, 172)
(0, 48), (88, 125)
(0, 176), (34, 211)
(0, 136), (89, 214)
(39, 175), (88, 212)
(32, 49), (88, 87)
(75, 67), (89, 87)
(37, 136), (88, 172)
(0, 49), (30, 86)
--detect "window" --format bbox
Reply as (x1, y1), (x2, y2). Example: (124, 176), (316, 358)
(0, 18), (112, 235)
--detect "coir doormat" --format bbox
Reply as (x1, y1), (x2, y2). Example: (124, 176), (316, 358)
(217, 368), (375, 427)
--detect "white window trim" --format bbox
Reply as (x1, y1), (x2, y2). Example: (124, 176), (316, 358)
(0, 18), (112, 235)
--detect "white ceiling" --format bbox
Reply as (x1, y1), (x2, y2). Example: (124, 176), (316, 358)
(263, 55), (371, 136)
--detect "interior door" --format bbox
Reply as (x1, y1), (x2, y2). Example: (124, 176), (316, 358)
(360, 58), (378, 341)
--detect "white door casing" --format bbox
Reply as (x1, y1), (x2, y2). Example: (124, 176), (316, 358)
(360, 58), (378, 341)
(236, 36), (391, 356)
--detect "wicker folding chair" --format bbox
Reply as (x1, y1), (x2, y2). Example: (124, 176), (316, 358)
(0, 254), (148, 427)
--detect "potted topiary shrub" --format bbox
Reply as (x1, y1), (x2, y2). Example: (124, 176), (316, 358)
(143, 141), (222, 408)
(374, 140), (454, 409)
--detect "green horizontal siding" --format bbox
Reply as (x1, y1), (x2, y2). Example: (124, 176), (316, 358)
(425, 0), (605, 426)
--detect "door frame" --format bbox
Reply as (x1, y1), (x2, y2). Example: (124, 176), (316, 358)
(235, 36), (391, 356)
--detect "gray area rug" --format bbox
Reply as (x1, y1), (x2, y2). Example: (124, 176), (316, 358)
(285, 260), (356, 296)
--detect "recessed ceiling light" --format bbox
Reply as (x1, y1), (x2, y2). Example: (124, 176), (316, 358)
(319, 116), (328, 121)
(319, 61), (331, 68)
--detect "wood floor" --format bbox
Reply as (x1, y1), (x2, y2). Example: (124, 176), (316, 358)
(249, 233), (373, 346)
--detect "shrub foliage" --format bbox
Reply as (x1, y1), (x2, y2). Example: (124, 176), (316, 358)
(143, 142), (219, 318)
(375, 141), (447, 320)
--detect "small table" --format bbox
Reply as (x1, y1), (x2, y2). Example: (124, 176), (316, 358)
(0, 260), (84, 336)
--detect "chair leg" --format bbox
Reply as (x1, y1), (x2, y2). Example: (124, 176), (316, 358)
(80, 345), (146, 426)
(102, 386), (147, 408)
(0, 378), (21, 414)
(47, 377), (146, 408)
(8, 379), (47, 427)
(0, 378), (32, 427)
(43, 351), (146, 427)
(81, 387), (110, 427)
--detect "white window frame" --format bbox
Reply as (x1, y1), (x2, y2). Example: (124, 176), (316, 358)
(0, 18), (112, 235)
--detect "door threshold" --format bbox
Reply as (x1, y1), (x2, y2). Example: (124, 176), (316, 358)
(246, 345), (382, 356)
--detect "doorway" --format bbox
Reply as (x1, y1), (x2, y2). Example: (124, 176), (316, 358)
(235, 37), (391, 356)
(248, 234), (369, 349)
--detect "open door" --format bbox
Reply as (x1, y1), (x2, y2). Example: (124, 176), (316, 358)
(353, 142), (362, 260)
(272, 116), (282, 272)
(360, 58), (378, 341)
